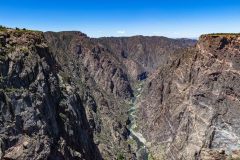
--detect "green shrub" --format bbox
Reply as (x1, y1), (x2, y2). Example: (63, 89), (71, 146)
(0, 25), (7, 31)
(0, 55), (5, 60)
(204, 33), (240, 36)
(117, 153), (125, 160)
(20, 46), (29, 53)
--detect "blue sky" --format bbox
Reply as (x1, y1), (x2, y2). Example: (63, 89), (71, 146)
(0, 0), (240, 38)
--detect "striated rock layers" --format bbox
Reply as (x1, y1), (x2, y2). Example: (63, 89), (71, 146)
(136, 34), (240, 159)
(0, 27), (194, 159)
(1, 26), (240, 160)
(0, 29), (102, 159)
(94, 36), (196, 81)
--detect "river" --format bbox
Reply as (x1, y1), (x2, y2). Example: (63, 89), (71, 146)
(128, 82), (149, 160)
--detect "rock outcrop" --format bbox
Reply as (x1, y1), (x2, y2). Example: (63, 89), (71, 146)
(136, 34), (240, 159)
(0, 29), (101, 159)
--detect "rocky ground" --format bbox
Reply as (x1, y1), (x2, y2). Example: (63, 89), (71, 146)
(1, 26), (240, 160)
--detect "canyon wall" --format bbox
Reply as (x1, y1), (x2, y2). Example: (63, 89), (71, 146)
(2, 27), (240, 160)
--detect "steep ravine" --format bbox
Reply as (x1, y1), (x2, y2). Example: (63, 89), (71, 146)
(128, 82), (149, 160)
(3, 26), (239, 160)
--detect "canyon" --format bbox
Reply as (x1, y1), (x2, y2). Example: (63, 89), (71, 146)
(0, 26), (240, 160)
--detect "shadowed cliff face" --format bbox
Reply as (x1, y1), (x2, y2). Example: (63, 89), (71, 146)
(94, 36), (196, 81)
(44, 31), (135, 159)
(0, 29), (102, 160)
(136, 34), (240, 159)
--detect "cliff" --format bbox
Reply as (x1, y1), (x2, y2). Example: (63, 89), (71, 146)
(94, 36), (196, 81)
(136, 34), (240, 159)
(0, 28), (103, 159)
(1, 26), (239, 160)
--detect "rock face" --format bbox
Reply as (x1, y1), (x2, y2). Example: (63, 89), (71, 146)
(95, 36), (196, 80)
(2, 26), (240, 160)
(136, 34), (240, 159)
(0, 29), (101, 159)
(43, 31), (135, 159)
